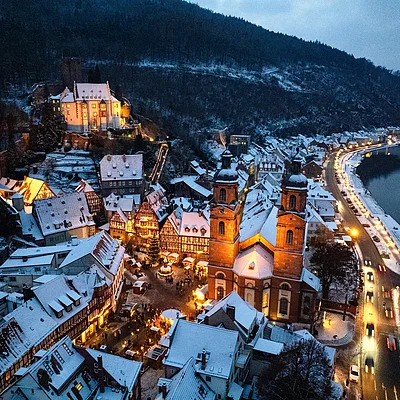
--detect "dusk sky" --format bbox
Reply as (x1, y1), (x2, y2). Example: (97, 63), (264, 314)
(188, 0), (400, 71)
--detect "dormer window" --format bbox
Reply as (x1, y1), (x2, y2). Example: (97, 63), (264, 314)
(248, 261), (255, 270)
(200, 228), (206, 236)
(193, 227), (198, 233)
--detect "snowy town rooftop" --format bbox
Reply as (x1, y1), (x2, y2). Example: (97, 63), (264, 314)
(100, 154), (143, 181)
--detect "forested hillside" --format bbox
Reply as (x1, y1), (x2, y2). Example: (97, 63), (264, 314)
(1, 0), (400, 137)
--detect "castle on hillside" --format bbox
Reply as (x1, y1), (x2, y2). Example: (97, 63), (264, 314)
(207, 150), (319, 323)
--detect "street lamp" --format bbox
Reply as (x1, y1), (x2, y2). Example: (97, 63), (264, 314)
(350, 229), (359, 241)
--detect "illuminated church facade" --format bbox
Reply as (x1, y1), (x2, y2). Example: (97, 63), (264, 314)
(207, 150), (319, 323)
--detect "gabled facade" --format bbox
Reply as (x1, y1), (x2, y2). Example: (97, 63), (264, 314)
(160, 206), (210, 261)
(0, 176), (55, 206)
(134, 188), (168, 250)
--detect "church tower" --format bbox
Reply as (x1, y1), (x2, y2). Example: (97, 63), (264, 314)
(273, 154), (307, 280)
(208, 150), (242, 300)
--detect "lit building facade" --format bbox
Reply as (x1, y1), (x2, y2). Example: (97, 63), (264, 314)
(207, 151), (319, 323)
(59, 82), (127, 133)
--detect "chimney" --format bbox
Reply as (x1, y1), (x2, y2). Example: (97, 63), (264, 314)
(161, 382), (167, 399)
(201, 348), (207, 370)
(97, 355), (105, 393)
(226, 305), (236, 321)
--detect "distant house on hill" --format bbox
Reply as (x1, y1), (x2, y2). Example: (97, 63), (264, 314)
(57, 82), (130, 133)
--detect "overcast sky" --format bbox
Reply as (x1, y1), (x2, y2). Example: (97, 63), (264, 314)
(188, 0), (400, 71)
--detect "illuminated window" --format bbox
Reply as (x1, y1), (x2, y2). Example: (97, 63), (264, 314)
(66, 104), (70, 109)
(216, 286), (224, 300)
(279, 298), (288, 315)
(216, 272), (225, 279)
(93, 112), (97, 117)
(219, 221), (225, 235)
(219, 188), (226, 202)
(286, 230), (293, 244)
(289, 195), (296, 210)
(92, 104), (96, 109)
(100, 103), (106, 110)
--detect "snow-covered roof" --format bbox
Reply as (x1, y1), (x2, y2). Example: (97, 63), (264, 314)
(60, 231), (124, 276)
(100, 154), (143, 181)
(34, 192), (95, 236)
(170, 175), (212, 198)
(233, 244), (274, 280)
(164, 319), (238, 379)
(32, 275), (88, 323)
(67, 82), (113, 101)
(146, 188), (169, 221)
(0, 302), (58, 374)
(18, 210), (44, 241)
(12, 176), (56, 206)
(86, 348), (141, 393)
(301, 268), (320, 292)
(202, 291), (264, 334)
(240, 187), (278, 246)
(104, 193), (138, 213)
(157, 357), (215, 400)
(75, 179), (95, 193)
(253, 338), (283, 355)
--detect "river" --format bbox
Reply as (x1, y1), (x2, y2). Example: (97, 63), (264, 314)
(357, 145), (400, 224)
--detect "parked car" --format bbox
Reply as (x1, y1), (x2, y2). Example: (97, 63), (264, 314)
(385, 307), (393, 318)
(387, 335), (397, 351)
(378, 264), (387, 272)
(364, 259), (372, 266)
(349, 365), (360, 383)
(372, 235), (380, 242)
(366, 291), (374, 303)
(366, 271), (374, 281)
(366, 323), (375, 337)
(365, 356), (375, 374)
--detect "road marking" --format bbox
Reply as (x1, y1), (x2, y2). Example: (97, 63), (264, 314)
(374, 380), (377, 390)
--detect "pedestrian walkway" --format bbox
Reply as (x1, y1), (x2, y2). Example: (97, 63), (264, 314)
(315, 312), (355, 347)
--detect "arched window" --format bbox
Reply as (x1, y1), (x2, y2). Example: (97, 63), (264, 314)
(289, 195), (296, 210)
(219, 188), (226, 202)
(280, 283), (290, 290)
(286, 230), (293, 244)
(216, 272), (225, 279)
(219, 221), (225, 235)
(279, 298), (289, 315)
(216, 286), (225, 300)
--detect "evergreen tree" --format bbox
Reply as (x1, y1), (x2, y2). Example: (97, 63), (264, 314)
(147, 235), (160, 266)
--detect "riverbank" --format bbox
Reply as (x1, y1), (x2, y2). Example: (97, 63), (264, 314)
(339, 143), (400, 274)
